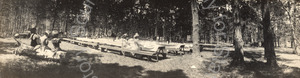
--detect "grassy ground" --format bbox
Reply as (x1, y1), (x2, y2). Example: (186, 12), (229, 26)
(0, 38), (300, 78)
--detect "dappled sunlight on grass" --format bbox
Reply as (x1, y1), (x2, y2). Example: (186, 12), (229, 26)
(0, 38), (189, 78)
(219, 61), (300, 78)
(1, 38), (300, 78)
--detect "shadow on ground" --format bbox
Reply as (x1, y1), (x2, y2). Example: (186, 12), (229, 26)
(0, 59), (188, 78)
(219, 61), (300, 78)
(0, 40), (188, 78)
(200, 49), (300, 78)
(0, 42), (18, 54)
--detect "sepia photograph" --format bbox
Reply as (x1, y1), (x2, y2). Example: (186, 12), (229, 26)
(0, 0), (300, 78)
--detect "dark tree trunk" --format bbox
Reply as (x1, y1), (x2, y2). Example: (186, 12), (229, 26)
(231, 0), (244, 65)
(204, 33), (207, 44)
(233, 25), (245, 64)
(52, 18), (56, 31)
(155, 13), (160, 41)
(65, 17), (68, 35)
(209, 29), (213, 43)
(274, 37), (277, 47)
(277, 37), (280, 47)
(162, 22), (166, 41)
(261, 0), (278, 67)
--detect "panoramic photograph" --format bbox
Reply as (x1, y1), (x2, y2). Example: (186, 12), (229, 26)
(0, 0), (300, 78)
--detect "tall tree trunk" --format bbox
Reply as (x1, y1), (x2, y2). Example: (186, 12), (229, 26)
(191, 0), (200, 53)
(274, 37), (277, 47)
(277, 37), (280, 47)
(154, 25), (158, 40)
(232, 0), (244, 65)
(162, 21), (166, 41)
(209, 28), (213, 43)
(204, 33), (207, 44)
(52, 16), (57, 31)
(292, 2), (298, 54)
(155, 13), (160, 41)
(257, 26), (262, 46)
(233, 25), (245, 64)
(262, 0), (278, 67)
(65, 18), (68, 34)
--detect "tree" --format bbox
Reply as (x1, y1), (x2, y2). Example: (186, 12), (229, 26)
(231, 0), (245, 65)
(290, 1), (298, 54)
(261, 0), (278, 67)
(191, 0), (201, 54)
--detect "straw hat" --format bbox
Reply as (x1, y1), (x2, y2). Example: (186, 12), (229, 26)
(52, 30), (59, 35)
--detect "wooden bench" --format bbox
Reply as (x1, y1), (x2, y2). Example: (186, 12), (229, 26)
(99, 44), (167, 61)
(166, 45), (188, 55)
(99, 44), (122, 52)
(79, 41), (99, 49)
(62, 38), (72, 42)
(166, 45), (185, 55)
(70, 39), (81, 45)
(124, 47), (166, 61)
(67, 39), (99, 49)
(199, 44), (233, 52)
(63, 38), (167, 61)
(63, 38), (112, 50)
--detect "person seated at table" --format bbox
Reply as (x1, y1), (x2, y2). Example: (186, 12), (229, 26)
(34, 30), (60, 57)
(111, 32), (117, 41)
(51, 30), (62, 51)
(124, 33), (146, 51)
(29, 26), (39, 47)
(120, 33), (129, 40)
(120, 33), (129, 47)
(37, 30), (52, 52)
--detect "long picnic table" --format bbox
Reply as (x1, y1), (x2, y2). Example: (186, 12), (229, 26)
(164, 43), (233, 53)
(62, 38), (233, 60)
(62, 38), (167, 61)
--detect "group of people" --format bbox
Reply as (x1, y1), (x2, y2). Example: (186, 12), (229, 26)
(26, 25), (62, 53)
(120, 33), (146, 51)
(13, 24), (66, 59)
